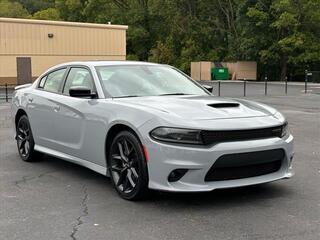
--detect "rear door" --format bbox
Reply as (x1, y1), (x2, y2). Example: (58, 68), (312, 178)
(27, 68), (67, 149)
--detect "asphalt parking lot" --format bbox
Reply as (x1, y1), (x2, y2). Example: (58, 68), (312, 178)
(0, 92), (319, 240)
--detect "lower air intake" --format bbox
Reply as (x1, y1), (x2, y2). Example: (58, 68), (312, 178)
(205, 149), (284, 181)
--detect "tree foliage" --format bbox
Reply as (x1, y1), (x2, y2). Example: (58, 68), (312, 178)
(15, 0), (55, 14)
(0, 0), (28, 18)
(31, 7), (60, 20)
(0, 0), (319, 80)
(246, 0), (320, 80)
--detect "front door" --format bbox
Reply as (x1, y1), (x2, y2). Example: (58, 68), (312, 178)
(52, 67), (102, 164)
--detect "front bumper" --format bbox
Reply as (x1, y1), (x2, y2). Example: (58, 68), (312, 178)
(144, 134), (294, 192)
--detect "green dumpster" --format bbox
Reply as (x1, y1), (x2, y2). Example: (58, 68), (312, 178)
(211, 67), (229, 80)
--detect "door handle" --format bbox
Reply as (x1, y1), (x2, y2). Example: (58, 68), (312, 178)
(53, 106), (60, 112)
(28, 98), (33, 103)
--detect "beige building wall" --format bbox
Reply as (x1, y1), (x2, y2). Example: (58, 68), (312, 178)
(0, 18), (128, 84)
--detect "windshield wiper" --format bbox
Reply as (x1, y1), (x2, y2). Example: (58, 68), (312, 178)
(158, 93), (191, 96)
(113, 95), (140, 98)
(113, 93), (192, 98)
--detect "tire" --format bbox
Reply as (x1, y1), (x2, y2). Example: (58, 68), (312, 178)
(107, 131), (149, 200)
(16, 115), (42, 162)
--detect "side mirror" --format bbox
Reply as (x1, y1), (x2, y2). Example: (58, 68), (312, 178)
(202, 84), (213, 93)
(69, 86), (97, 99)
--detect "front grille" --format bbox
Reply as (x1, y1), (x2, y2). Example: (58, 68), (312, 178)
(205, 149), (284, 181)
(201, 125), (284, 145)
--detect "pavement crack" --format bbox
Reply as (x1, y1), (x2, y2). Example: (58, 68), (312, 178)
(70, 185), (89, 240)
(14, 176), (35, 189)
(14, 170), (56, 189)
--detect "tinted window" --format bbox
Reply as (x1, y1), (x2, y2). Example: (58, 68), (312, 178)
(63, 68), (95, 95)
(43, 68), (66, 93)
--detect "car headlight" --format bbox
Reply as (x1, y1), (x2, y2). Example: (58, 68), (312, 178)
(274, 112), (289, 138)
(274, 111), (286, 122)
(150, 127), (203, 145)
(281, 122), (289, 138)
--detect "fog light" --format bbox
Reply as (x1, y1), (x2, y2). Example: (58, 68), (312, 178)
(168, 169), (188, 182)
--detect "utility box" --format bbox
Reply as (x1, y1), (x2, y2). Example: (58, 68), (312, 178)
(212, 67), (229, 80)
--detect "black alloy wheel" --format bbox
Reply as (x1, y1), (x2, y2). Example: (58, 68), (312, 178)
(108, 131), (149, 200)
(16, 115), (40, 162)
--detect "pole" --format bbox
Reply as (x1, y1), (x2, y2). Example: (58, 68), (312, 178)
(243, 79), (246, 97)
(218, 81), (221, 96)
(264, 76), (268, 95)
(5, 83), (8, 102)
(285, 76), (288, 95)
(305, 70), (308, 94)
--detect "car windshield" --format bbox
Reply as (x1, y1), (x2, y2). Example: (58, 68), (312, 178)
(95, 65), (208, 98)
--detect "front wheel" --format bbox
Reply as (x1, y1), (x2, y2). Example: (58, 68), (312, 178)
(108, 131), (149, 200)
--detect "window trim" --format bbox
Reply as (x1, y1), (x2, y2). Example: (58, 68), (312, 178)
(35, 65), (98, 98)
(36, 67), (68, 94)
(61, 65), (98, 98)
(38, 75), (47, 88)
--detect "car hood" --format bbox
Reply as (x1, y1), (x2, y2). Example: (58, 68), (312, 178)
(114, 95), (277, 120)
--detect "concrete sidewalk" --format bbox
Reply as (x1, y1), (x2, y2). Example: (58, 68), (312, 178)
(197, 80), (320, 86)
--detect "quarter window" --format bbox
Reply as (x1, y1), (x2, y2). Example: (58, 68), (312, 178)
(63, 68), (95, 95)
(38, 75), (47, 88)
(43, 68), (66, 93)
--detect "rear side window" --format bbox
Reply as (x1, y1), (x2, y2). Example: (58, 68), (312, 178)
(38, 76), (47, 88)
(43, 68), (66, 93)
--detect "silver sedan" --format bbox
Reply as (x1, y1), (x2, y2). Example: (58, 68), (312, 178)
(11, 61), (294, 200)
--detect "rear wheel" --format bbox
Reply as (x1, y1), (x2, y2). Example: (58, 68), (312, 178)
(108, 131), (149, 200)
(16, 115), (41, 162)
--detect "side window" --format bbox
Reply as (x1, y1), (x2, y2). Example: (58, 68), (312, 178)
(63, 68), (95, 95)
(43, 68), (66, 93)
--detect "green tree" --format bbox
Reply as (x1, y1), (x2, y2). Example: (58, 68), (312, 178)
(0, 0), (319, 80)
(32, 8), (60, 20)
(246, 0), (320, 81)
(55, 0), (86, 22)
(16, 0), (55, 14)
(0, 0), (29, 18)
(84, 0), (157, 61)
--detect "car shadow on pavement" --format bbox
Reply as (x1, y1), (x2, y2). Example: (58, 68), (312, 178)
(31, 154), (113, 186)
(36, 153), (294, 210)
(147, 184), (293, 208)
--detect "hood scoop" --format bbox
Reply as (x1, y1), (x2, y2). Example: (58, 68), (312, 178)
(207, 103), (240, 108)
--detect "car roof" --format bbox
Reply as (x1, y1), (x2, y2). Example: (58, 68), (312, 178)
(52, 61), (162, 69)
(38, 61), (170, 81)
